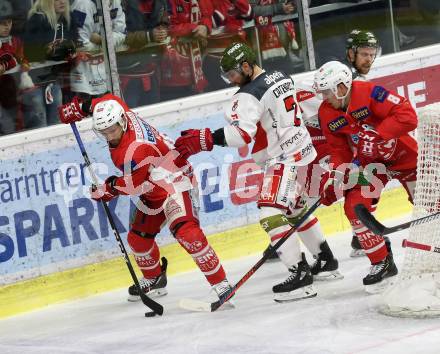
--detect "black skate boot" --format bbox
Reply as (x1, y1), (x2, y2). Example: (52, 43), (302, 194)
(350, 234), (365, 258)
(311, 241), (344, 281)
(128, 257), (168, 302)
(363, 253), (398, 294)
(263, 243), (279, 262)
(272, 253), (317, 302)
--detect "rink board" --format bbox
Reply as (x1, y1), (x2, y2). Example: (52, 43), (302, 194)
(1, 44), (439, 317)
(0, 187), (411, 318)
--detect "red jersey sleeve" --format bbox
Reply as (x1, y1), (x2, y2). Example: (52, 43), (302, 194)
(112, 143), (160, 196)
(318, 103), (354, 169)
(368, 85), (418, 140)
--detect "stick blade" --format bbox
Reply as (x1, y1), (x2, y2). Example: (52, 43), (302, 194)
(354, 204), (386, 235)
(179, 298), (213, 312)
(140, 293), (164, 315)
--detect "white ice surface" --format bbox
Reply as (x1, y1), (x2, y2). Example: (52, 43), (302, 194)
(1, 215), (440, 354)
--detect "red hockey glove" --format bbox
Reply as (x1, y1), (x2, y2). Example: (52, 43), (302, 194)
(174, 128), (214, 160)
(90, 176), (118, 202)
(58, 96), (87, 124)
(319, 170), (346, 206)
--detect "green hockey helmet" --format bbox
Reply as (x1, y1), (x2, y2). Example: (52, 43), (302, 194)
(346, 29), (380, 50)
(220, 42), (257, 76)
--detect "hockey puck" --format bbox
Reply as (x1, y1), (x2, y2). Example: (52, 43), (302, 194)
(145, 311), (157, 317)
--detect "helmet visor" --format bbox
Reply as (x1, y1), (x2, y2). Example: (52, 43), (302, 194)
(220, 66), (243, 84)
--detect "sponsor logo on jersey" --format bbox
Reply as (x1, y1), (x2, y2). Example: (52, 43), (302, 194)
(259, 175), (280, 204)
(296, 90), (315, 102)
(141, 121), (156, 143)
(264, 71), (284, 86)
(300, 142), (313, 159)
(371, 86), (389, 102)
(130, 112), (156, 143)
(327, 116), (348, 132)
(232, 100), (238, 111)
(350, 106), (371, 121)
(279, 131), (304, 150)
(272, 81), (294, 98)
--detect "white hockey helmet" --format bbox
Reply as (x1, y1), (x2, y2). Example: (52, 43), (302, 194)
(92, 99), (127, 134)
(313, 61), (352, 100)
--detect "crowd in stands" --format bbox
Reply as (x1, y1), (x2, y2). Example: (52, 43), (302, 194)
(0, 0), (433, 136)
(0, 0), (307, 136)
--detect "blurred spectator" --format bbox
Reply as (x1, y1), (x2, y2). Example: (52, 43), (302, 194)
(0, 0), (28, 135)
(250, 0), (303, 74)
(70, 0), (126, 100)
(10, 0), (33, 37)
(121, 0), (169, 107)
(203, 0), (253, 91)
(22, 0), (77, 129)
(159, 0), (212, 101)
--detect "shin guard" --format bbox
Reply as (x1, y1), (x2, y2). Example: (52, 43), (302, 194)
(127, 231), (161, 278)
(174, 221), (226, 285)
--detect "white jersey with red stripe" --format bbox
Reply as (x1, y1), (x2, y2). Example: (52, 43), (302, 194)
(223, 70), (316, 166)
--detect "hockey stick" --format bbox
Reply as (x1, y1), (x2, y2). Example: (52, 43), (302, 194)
(180, 198), (322, 312)
(69, 123), (164, 316)
(402, 239), (440, 254)
(354, 204), (440, 236)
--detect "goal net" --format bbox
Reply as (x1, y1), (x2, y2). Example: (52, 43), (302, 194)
(380, 102), (440, 318)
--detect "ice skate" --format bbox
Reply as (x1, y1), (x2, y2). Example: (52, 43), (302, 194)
(311, 241), (343, 281)
(273, 253), (317, 302)
(179, 278), (235, 312)
(363, 253), (398, 294)
(127, 257), (168, 301)
(212, 279), (235, 309)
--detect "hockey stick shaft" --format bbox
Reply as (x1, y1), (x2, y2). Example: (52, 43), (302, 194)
(70, 123), (163, 315)
(354, 204), (440, 236)
(402, 239), (440, 254)
(211, 198), (322, 311)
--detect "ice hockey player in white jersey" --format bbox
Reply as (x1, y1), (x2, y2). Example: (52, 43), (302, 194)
(174, 42), (342, 302)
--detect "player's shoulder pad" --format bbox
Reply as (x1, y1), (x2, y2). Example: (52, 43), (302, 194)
(370, 85), (389, 103)
(238, 70), (289, 101)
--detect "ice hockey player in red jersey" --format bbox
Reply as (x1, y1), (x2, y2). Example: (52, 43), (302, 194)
(313, 61), (418, 293)
(175, 42), (342, 302)
(264, 29), (383, 261)
(58, 93), (233, 303)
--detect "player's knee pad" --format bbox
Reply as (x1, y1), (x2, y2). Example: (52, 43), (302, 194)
(259, 207), (291, 241)
(127, 230), (161, 277)
(344, 190), (377, 220)
(173, 220), (208, 253)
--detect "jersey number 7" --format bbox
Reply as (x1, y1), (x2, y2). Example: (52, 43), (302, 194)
(283, 95), (301, 127)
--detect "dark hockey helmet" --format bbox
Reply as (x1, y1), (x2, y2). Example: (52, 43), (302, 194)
(346, 29), (380, 50)
(220, 42), (257, 75)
